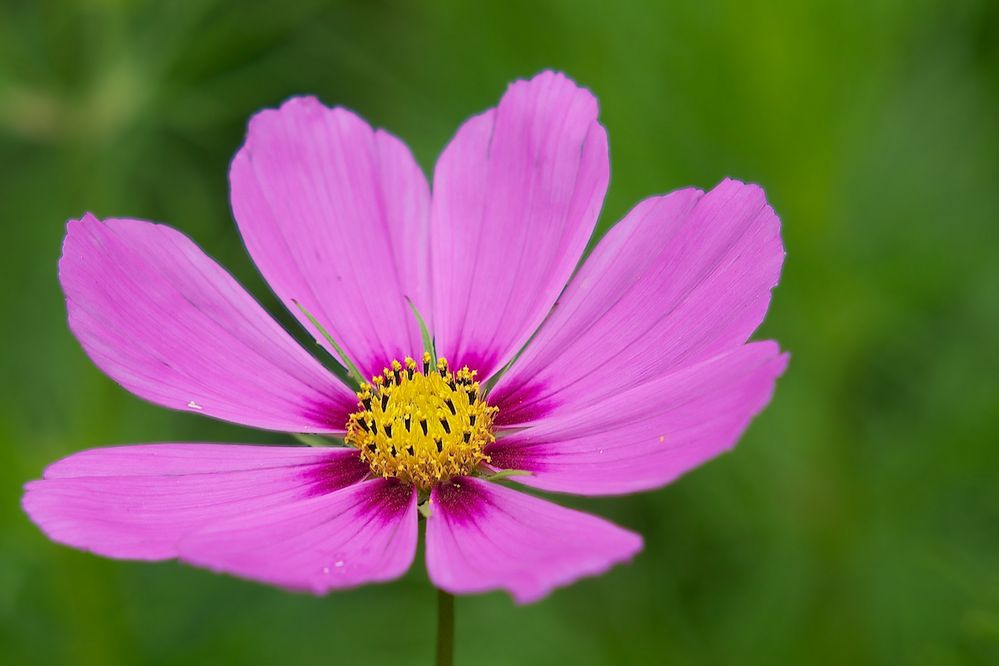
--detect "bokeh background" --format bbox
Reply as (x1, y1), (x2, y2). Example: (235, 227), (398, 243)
(2, 1), (997, 664)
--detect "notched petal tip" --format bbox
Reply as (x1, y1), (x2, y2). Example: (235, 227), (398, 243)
(60, 211), (102, 254)
(240, 95), (375, 153)
(715, 176), (783, 238)
(242, 95), (323, 133)
(509, 69), (599, 108)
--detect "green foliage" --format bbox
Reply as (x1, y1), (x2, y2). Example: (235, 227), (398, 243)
(1, 0), (997, 664)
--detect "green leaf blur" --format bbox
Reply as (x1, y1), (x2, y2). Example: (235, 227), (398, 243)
(1, 1), (997, 664)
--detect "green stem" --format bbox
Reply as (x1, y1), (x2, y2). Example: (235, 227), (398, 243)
(435, 588), (454, 666)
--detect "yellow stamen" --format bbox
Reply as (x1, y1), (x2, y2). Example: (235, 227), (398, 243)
(345, 353), (497, 489)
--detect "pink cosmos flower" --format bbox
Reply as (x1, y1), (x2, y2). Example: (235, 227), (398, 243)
(23, 71), (786, 604)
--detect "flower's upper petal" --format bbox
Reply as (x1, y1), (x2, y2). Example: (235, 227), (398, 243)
(490, 179), (783, 426)
(425, 477), (641, 604)
(23, 444), (369, 559)
(60, 215), (356, 432)
(431, 71), (609, 379)
(231, 97), (431, 380)
(488, 342), (788, 496)
(23, 444), (418, 594)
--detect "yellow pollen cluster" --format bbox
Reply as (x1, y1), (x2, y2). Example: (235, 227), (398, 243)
(345, 353), (497, 489)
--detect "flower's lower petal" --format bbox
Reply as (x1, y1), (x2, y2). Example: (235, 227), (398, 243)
(425, 477), (642, 604)
(179, 478), (417, 594)
(24, 444), (417, 593)
(60, 215), (356, 432)
(490, 179), (783, 425)
(488, 343), (788, 496)
(431, 71), (609, 379)
(23, 445), (369, 560)
(230, 98), (432, 379)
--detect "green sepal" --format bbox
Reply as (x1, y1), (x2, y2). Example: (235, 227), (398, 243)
(293, 433), (345, 448)
(406, 297), (436, 362)
(292, 299), (366, 386)
(418, 500), (433, 520)
(480, 468), (532, 482)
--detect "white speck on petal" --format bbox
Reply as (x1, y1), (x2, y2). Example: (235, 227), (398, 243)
(334, 560), (345, 568)
(187, 401), (203, 410)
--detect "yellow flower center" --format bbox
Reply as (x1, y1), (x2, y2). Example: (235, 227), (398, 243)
(345, 354), (497, 489)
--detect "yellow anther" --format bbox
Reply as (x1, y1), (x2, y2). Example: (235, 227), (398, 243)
(345, 357), (497, 489)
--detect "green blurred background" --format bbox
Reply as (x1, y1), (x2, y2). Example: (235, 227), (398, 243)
(2, 0), (997, 664)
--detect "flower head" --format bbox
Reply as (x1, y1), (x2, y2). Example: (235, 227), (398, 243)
(345, 354), (498, 489)
(23, 71), (786, 604)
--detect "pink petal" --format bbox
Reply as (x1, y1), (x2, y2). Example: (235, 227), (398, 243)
(23, 444), (369, 559)
(488, 342), (788, 495)
(23, 445), (419, 593)
(61, 215), (356, 432)
(431, 71), (609, 379)
(179, 478), (417, 594)
(425, 477), (642, 604)
(490, 179), (783, 426)
(230, 97), (431, 379)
